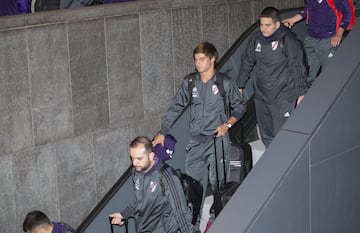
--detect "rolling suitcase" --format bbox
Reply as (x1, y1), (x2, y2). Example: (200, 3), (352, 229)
(212, 136), (252, 217)
(228, 139), (253, 183)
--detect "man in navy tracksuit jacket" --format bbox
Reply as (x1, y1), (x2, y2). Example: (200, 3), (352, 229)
(110, 136), (195, 233)
(282, 0), (354, 87)
(238, 7), (308, 147)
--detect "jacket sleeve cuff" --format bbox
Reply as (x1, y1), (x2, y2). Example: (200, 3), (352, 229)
(232, 110), (246, 121)
(120, 208), (133, 220)
(299, 10), (306, 19)
(296, 85), (308, 97)
(340, 22), (349, 31)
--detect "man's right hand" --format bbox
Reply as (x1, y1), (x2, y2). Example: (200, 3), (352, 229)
(282, 14), (302, 28)
(109, 213), (125, 226)
(282, 18), (294, 28)
(152, 133), (165, 147)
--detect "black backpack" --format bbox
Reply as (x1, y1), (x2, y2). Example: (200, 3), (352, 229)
(159, 164), (203, 226)
(175, 169), (203, 225)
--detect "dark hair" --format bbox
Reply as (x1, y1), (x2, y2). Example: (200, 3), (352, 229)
(193, 42), (218, 61)
(130, 136), (153, 153)
(260, 7), (281, 23)
(23, 210), (51, 232)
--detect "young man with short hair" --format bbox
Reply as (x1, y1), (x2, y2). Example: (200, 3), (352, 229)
(238, 7), (308, 147)
(152, 42), (246, 223)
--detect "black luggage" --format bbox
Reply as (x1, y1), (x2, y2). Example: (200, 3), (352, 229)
(175, 169), (203, 225)
(212, 136), (252, 217)
(228, 139), (253, 183)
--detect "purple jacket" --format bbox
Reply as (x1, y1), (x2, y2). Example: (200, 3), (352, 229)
(299, 0), (352, 39)
(16, 0), (30, 13)
(0, 0), (30, 16)
(153, 134), (177, 161)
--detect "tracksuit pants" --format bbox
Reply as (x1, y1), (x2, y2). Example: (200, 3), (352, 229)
(255, 98), (293, 148)
(184, 134), (230, 220)
(304, 35), (335, 87)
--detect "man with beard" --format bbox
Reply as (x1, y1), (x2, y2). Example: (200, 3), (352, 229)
(109, 136), (196, 233)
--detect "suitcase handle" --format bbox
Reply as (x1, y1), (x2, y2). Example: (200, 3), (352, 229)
(213, 136), (227, 190)
(109, 217), (128, 233)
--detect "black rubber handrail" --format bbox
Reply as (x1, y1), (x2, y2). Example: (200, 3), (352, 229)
(77, 166), (133, 232)
(76, 7), (303, 232)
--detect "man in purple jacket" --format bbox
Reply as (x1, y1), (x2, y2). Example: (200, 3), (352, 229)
(282, 0), (354, 87)
(23, 210), (75, 233)
(0, 0), (30, 16)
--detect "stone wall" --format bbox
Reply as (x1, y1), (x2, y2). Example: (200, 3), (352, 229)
(0, 0), (303, 232)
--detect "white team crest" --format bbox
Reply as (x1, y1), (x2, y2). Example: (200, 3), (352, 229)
(212, 84), (219, 95)
(149, 181), (157, 193)
(135, 178), (140, 190)
(272, 41), (279, 51)
(192, 87), (198, 98)
(166, 148), (174, 158)
(255, 42), (261, 52)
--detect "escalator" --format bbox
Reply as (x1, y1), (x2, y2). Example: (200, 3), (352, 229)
(77, 7), (333, 233)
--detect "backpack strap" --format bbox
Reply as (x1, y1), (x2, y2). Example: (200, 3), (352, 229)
(280, 35), (287, 58)
(159, 166), (166, 196)
(184, 72), (197, 107)
(214, 72), (230, 117)
(159, 164), (193, 233)
(186, 72), (230, 117)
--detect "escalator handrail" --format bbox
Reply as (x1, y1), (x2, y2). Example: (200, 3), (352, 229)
(76, 166), (133, 232)
(76, 7), (303, 232)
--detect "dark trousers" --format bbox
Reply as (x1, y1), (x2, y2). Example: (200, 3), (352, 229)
(184, 134), (230, 221)
(255, 98), (293, 147)
(304, 35), (335, 87)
